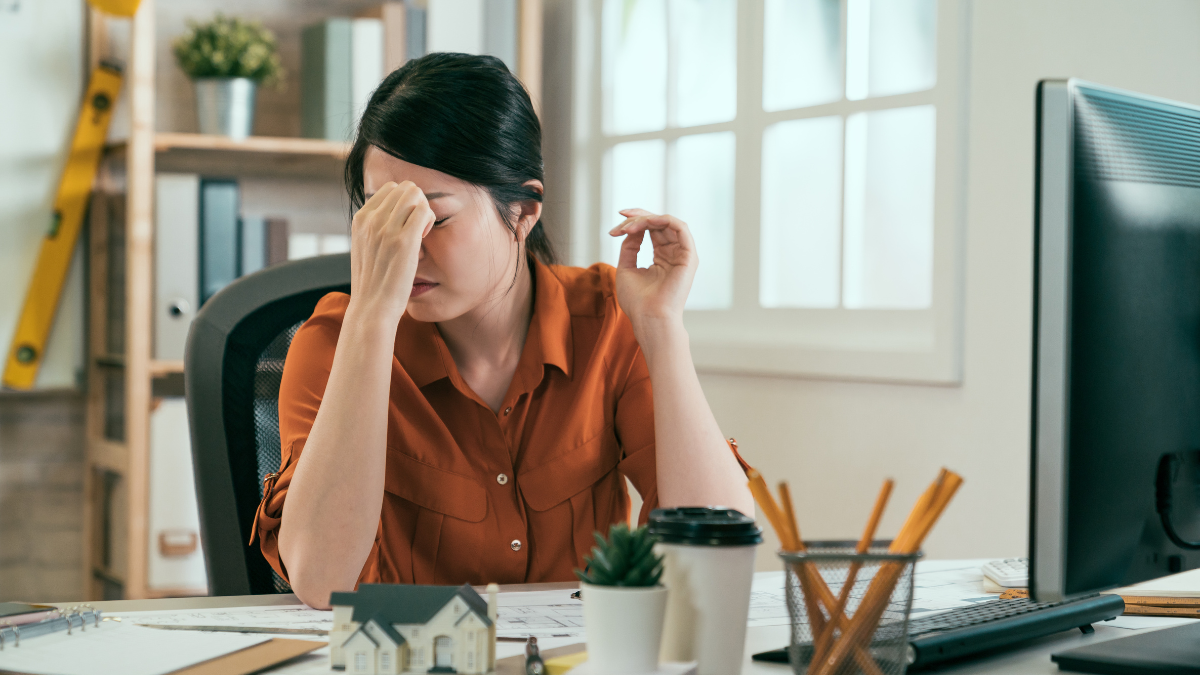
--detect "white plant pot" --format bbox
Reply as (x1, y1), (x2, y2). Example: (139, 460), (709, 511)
(581, 583), (668, 674)
(194, 77), (257, 140)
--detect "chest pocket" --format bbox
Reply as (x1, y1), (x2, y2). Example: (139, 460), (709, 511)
(516, 424), (621, 511)
(384, 446), (488, 522)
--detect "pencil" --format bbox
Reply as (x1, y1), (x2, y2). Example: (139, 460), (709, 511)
(810, 478), (893, 666)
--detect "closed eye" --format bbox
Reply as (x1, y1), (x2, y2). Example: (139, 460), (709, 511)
(433, 217), (449, 227)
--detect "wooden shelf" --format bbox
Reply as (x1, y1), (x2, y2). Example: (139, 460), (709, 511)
(106, 132), (351, 180)
(149, 359), (184, 376)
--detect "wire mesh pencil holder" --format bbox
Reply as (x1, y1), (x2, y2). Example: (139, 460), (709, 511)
(779, 542), (922, 675)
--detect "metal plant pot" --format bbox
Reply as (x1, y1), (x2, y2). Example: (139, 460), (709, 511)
(194, 77), (257, 140)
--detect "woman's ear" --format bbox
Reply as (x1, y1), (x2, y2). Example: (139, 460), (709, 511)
(513, 180), (544, 243)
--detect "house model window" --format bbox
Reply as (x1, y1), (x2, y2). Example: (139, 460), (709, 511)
(329, 583), (499, 675)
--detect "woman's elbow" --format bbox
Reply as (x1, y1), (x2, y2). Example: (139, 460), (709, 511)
(289, 570), (335, 610)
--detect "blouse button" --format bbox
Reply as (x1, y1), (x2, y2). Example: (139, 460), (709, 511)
(510, 539), (522, 552)
(503, 407), (512, 416)
(497, 473), (509, 485)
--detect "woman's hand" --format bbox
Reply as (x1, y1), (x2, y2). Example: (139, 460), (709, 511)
(609, 208), (697, 336)
(348, 181), (436, 326)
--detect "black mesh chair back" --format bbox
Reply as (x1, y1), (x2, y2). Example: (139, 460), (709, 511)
(185, 253), (350, 596)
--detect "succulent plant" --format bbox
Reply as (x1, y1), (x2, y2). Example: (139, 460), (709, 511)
(575, 523), (664, 587)
(173, 14), (284, 87)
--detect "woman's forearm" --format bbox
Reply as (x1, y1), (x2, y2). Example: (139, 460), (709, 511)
(636, 318), (755, 516)
(277, 307), (396, 608)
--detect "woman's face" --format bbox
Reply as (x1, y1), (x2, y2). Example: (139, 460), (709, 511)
(362, 146), (526, 323)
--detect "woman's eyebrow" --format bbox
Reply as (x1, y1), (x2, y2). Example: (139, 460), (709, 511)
(364, 191), (453, 200)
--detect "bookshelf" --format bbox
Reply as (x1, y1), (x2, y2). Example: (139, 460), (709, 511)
(104, 134), (353, 180)
(83, 0), (544, 601)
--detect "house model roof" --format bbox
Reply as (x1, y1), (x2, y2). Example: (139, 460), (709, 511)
(330, 583), (493, 627)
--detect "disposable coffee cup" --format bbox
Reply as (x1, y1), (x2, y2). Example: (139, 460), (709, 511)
(649, 507), (763, 675)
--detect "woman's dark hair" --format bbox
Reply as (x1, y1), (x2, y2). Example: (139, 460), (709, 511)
(345, 52), (556, 266)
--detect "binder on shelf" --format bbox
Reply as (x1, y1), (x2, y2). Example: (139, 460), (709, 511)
(153, 174), (199, 361)
(241, 216), (267, 277)
(148, 398), (208, 592)
(426, 0), (517, 70)
(301, 19), (353, 141)
(199, 179), (239, 305)
(405, 2), (427, 61)
(352, 18), (385, 124)
(357, 3), (408, 73)
(303, 17), (385, 142)
(427, 0), (483, 54)
(266, 217), (290, 266)
(484, 0), (518, 71)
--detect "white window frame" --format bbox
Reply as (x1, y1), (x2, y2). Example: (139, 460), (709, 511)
(570, 0), (971, 383)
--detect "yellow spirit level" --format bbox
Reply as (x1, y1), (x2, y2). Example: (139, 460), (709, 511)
(3, 64), (123, 390)
(86, 0), (142, 18)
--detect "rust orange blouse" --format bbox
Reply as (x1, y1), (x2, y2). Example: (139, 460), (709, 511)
(253, 261), (747, 587)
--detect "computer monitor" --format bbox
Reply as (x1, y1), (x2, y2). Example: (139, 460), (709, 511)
(1031, 79), (1200, 603)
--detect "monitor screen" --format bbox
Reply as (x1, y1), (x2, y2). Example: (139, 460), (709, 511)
(1032, 79), (1200, 602)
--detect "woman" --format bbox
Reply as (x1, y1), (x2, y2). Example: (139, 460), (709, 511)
(253, 53), (754, 609)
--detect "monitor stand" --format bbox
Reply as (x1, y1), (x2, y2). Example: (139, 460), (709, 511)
(1052, 621), (1200, 674)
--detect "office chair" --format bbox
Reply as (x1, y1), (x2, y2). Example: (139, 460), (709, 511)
(185, 252), (350, 596)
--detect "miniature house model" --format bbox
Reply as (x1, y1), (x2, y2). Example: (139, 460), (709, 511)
(330, 583), (498, 674)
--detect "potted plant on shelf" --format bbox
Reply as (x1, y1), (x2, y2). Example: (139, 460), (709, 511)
(173, 14), (283, 140)
(576, 523), (667, 674)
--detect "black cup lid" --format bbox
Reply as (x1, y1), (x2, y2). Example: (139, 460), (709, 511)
(647, 507), (763, 546)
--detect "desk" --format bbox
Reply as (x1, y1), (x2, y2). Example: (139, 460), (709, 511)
(45, 566), (1193, 674)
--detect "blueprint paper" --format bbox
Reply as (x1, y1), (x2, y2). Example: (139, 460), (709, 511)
(117, 604), (334, 633)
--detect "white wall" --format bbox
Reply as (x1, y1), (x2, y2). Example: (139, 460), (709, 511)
(0, 0), (85, 389)
(695, 0), (1200, 568)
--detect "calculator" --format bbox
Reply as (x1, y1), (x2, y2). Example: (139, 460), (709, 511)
(981, 558), (1029, 588)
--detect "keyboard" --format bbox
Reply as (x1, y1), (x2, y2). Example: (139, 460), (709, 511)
(751, 593), (1126, 671)
(981, 557), (1029, 587)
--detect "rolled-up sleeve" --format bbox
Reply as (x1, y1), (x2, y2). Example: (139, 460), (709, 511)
(614, 348), (752, 526)
(250, 292), (383, 583)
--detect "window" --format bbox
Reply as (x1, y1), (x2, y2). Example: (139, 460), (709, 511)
(574, 0), (968, 382)
(381, 651), (391, 671)
(354, 652), (368, 672)
(468, 650), (475, 669)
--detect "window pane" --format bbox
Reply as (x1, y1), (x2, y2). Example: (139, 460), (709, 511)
(870, 0), (936, 96)
(763, 0), (842, 112)
(847, 0), (936, 100)
(669, 132), (735, 310)
(605, 140), (666, 269)
(603, 0), (667, 134)
(842, 105), (935, 309)
(670, 0), (736, 127)
(760, 116), (843, 308)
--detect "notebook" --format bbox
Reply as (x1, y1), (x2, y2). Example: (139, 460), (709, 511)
(0, 620), (270, 675)
(1112, 567), (1200, 598)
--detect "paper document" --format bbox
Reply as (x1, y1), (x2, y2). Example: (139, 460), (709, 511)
(745, 560), (999, 626)
(493, 589), (585, 639)
(116, 605), (334, 633)
(0, 620), (268, 675)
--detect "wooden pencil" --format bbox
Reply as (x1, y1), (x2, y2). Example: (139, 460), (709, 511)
(814, 470), (962, 675)
(810, 478), (893, 666)
(775, 480), (886, 675)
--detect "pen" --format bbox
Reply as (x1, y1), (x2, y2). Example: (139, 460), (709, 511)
(137, 623), (328, 636)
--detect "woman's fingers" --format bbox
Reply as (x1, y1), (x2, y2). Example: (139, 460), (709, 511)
(354, 182), (397, 229)
(384, 182), (425, 231)
(617, 228), (647, 269)
(613, 215), (694, 252)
